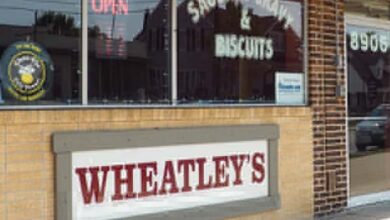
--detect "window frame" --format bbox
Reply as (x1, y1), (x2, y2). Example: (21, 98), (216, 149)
(0, 0), (308, 110)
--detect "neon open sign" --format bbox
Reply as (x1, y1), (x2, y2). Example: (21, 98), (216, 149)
(91, 0), (129, 15)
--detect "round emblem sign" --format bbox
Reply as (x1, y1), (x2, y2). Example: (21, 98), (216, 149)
(0, 41), (53, 101)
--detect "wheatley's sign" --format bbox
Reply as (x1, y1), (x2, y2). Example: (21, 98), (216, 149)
(75, 148), (267, 205)
(54, 125), (280, 220)
(187, 0), (295, 61)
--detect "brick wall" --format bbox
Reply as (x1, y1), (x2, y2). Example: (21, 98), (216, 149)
(0, 108), (314, 220)
(308, 0), (348, 216)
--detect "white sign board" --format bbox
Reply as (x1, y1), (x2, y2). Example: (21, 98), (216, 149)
(71, 141), (269, 220)
(275, 72), (304, 104)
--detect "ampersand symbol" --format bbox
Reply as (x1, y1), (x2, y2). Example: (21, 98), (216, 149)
(241, 9), (251, 31)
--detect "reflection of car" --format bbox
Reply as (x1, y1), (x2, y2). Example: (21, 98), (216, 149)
(355, 104), (390, 151)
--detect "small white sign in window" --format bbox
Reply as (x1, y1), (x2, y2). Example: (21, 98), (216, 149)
(275, 72), (304, 104)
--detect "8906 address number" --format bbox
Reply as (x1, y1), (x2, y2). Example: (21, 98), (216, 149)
(350, 31), (389, 53)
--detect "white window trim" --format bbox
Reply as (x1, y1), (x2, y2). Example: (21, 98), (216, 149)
(171, 0), (178, 105)
(82, 0), (88, 105)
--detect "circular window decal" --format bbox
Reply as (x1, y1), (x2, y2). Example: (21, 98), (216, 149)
(0, 41), (54, 101)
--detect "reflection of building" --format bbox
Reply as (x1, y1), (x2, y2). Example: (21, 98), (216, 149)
(0, 23), (153, 103)
(87, 0), (303, 102)
(87, 0), (169, 102)
(347, 32), (390, 115)
(135, 0), (169, 101)
(136, 0), (302, 102)
(88, 38), (149, 101)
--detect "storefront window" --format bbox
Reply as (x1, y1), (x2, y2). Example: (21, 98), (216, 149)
(347, 25), (390, 117)
(88, 0), (170, 104)
(346, 20), (390, 196)
(0, 0), (306, 107)
(177, 0), (305, 104)
(0, 0), (81, 105)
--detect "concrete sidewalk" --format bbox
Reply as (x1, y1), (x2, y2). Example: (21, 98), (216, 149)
(323, 201), (390, 220)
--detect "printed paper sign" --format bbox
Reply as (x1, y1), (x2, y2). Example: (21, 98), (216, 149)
(276, 72), (304, 104)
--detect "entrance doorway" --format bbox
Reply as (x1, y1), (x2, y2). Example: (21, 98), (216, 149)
(346, 14), (390, 198)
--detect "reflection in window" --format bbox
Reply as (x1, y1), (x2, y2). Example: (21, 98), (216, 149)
(346, 20), (390, 197)
(347, 25), (390, 117)
(88, 0), (169, 104)
(346, 0), (390, 21)
(177, 0), (305, 104)
(0, 0), (81, 104)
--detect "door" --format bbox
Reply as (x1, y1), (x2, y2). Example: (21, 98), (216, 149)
(346, 14), (390, 197)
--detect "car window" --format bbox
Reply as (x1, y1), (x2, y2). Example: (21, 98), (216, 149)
(369, 107), (384, 117)
(368, 104), (390, 117)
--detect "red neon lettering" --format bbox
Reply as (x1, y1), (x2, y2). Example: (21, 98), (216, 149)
(104, 0), (114, 14)
(91, 0), (128, 15)
(91, 0), (103, 13)
(75, 166), (110, 204)
(118, 0), (128, 15)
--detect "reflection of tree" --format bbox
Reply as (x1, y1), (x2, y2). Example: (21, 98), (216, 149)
(36, 11), (106, 38)
(36, 11), (78, 36)
(89, 25), (102, 38)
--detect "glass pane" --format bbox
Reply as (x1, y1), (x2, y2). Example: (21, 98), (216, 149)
(88, 0), (170, 104)
(0, 0), (81, 105)
(347, 25), (390, 117)
(177, 0), (305, 104)
(346, 0), (390, 20)
(347, 24), (390, 196)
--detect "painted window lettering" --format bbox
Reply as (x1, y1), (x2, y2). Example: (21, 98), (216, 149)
(187, 0), (294, 30)
(215, 35), (274, 60)
(187, 0), (297, 61)
(350, 31), (389, 53)
(179, 0), (304, 103)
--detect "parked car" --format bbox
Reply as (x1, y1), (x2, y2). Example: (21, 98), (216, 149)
(355, 104), (390, 151)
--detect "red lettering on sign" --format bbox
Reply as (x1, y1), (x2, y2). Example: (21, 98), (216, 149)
(75, 166), (110, 204)
(230, 154), (248, 186)
(74, 151), (268, 205)
(159, 161), (179, 195)
(138, 162), (158, 198)
(213, 156), (230, 188)
(252, 153), (265, 183)
(178, 159), (195, 192)
(111, 164), (136, 201)
(195, 158), (213, 190)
